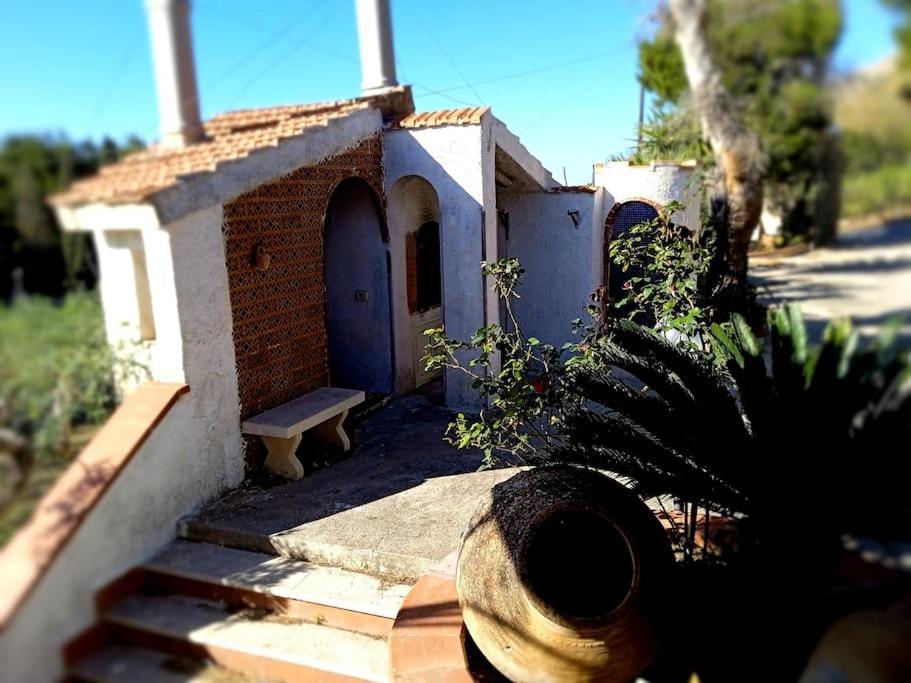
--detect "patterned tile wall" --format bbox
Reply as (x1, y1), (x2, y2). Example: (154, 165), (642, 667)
(222, 135), (384, 465)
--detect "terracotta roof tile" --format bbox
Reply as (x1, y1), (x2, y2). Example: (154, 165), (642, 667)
(548, 184), (598, 194)
(393, 106), (489, 130)
(51, 99), (372, 208)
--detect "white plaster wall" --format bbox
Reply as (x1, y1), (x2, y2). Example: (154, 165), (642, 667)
(165, 205), (245, 491)
(0, 206), (245, 683)
(591, 186), (608, 293)
(492, 118), (555, 189)
(498, 191), (599, 348)
(93, 229), (144, 347)
(92, 226), (183, 394)
(143, 225), (184, 382)
(595, 162), (702, 230)
(481, 121), (501, 370)
(384, 125), (492, 409)
(0, 393), (242, 683)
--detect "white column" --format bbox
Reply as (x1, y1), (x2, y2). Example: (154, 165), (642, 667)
(355, 0), (399, 95)
(145, 0), (204, 148)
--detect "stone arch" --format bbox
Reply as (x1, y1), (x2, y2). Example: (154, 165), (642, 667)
(222, 135), (385, 466)
(324, 176), (394, 394)
(387, 175), (444, 391)
(602, 198), (664, 305)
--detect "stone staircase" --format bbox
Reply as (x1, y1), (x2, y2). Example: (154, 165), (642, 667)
(66, 539), (413, 683)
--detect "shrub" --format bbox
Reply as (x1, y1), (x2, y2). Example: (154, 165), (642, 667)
(842, 163), (911, 218)
(0, 292), (141, 457)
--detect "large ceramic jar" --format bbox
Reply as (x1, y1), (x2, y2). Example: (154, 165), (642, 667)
(457, 465), (674, 682)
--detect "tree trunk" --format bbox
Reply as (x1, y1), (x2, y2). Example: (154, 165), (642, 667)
(668, 0), (763, 286)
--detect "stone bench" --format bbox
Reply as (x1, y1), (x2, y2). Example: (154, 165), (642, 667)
(242, 387), (365, 480)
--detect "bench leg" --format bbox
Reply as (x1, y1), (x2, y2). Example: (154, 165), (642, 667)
(313, 409), (351, 451)
(261, 434), (304, 480)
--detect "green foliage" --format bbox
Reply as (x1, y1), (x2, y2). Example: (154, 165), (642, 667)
(841, 163), (911, 218)
(423, 248), (760, 471)
(547, 305), (910, 576)
(608, 201), (714, 349)
(0, 292), (145, 457)
(423, 258), (603, 468)
(638, 31), (687, 106)
(624, 106), (712, 165)
(841, 130), (910, 175)
(0, 134), (144, 298)
(608, 199), (762, 358)
(634, 0), (843, 240)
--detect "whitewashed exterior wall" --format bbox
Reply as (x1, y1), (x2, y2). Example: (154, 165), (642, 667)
(0, 205), (246, 683)
(384, 124), (496, 409)
(498, 190), (603, 348)
(165, 205), (244, 482)
(0, 389), (246, 683)
(88, 211), (183, 393)
(595, 161), (701, 229)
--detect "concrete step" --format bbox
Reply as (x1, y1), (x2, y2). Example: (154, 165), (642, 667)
(70, 644), (275, 683)
(105, 594), (390, 683)
(178, 464), (519, 584)
(142, 540), (410, 637)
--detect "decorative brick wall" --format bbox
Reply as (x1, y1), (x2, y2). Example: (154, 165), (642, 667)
(223, 135), (384, 466)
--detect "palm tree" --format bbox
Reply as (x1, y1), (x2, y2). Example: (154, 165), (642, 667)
(542, 308), (909, 679)
(548, 308), (910, 559)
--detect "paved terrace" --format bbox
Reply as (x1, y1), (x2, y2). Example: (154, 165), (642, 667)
(182, 391), (517, 582)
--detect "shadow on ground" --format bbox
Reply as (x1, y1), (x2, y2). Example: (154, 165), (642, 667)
(183, 389), (516, 580)
(752, 221), (911, 344)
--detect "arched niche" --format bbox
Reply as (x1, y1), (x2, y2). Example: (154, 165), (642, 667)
(603, 198), (663, 309)
(324, 177), (394, 394)
(387, 175), (444, 392)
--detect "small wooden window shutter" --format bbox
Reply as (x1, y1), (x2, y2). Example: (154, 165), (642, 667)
(406, 231), (418, 314)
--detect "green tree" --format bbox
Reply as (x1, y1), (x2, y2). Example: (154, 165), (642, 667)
(636, 0), (844, 244)
(0, 134), (144, 298)
(883, 0), (911, 95)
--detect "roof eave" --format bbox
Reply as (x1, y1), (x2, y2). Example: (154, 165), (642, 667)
(51, 105), (384, 228)
(52, 201), (162, 233)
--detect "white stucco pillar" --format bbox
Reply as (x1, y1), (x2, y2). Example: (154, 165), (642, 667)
(355, 0), (399, 95)
(145, 0), (204, 148)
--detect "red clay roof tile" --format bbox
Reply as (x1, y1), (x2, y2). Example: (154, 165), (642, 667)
(51, 99), (371, 208)
(394, 106), (489, 130)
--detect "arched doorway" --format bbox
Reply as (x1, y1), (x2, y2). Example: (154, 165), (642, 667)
(387, 175), (443, 391)
(324, 177), (394, 394)
(604, 199), (661, 310)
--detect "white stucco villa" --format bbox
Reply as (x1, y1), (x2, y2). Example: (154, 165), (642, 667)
(0, 1), (700, 681)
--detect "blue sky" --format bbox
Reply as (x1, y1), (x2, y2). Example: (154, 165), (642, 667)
(0, 0), (901, 184)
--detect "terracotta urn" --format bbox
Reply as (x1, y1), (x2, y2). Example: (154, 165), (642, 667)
(457, 465), (674, 682)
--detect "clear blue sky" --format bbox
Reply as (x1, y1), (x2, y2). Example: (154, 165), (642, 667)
(0, 0), (901, 184)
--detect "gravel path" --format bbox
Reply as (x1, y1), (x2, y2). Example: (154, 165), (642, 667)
(751, 221), (911, 343)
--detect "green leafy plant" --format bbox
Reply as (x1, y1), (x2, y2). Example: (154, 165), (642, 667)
(609, 201), (714, 349)
(553, 306), (910, 562)
(423, 258), (600, 468)
(0, 292), (147, 457)
(607, 200), (762, 360)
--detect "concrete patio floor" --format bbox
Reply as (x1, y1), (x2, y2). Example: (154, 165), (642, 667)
(182, 391), (517, 582)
